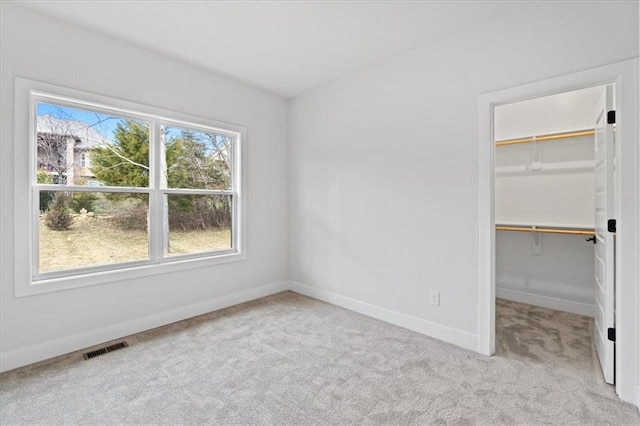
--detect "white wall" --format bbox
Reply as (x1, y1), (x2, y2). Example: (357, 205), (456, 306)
(494, 142), (595, 228)
(0, 4), (289, 370)
(494, 86), (604, 141)
(496, 232), (595, 315)
(289, 2), (638, 350)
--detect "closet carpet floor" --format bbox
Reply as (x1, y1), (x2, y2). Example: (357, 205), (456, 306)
(1, 292), (639, 425)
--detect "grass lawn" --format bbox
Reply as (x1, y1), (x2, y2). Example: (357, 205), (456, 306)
(168, 227), (231, 257)
(39, 215), (231, 273)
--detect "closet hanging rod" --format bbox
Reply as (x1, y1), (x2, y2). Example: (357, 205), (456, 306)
(496, 225), (595, 236)
(495, 129), (595, 147)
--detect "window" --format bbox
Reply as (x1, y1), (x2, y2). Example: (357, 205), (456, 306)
(14, 78), (245, 295)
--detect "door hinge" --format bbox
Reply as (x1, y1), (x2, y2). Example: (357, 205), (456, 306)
(608, 219), (616, 233)
(607, 110), (616, 124)
(607, 328), (616, 342)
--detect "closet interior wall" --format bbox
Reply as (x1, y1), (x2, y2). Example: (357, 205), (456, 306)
(494, 87), (604, 317)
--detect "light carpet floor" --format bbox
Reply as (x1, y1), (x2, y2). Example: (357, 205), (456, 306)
(1, 292), (639, 425)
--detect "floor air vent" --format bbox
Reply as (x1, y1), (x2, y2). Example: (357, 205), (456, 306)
(83, 341), (128, 360)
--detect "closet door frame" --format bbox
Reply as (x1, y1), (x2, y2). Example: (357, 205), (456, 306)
(477, 59), (639, 406)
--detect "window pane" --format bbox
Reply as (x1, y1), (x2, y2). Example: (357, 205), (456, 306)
(36, 102), (150, 187)
(38, 191), (149, 273)
(165, 194), (232, 257)
(162, 126), (232, 190)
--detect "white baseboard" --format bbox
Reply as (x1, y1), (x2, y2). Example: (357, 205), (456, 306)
(496, 287), (595, 317)
(289, 281), (479, 352)
(0, 281), (289, 373)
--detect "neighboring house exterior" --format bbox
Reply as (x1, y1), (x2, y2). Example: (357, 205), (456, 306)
(36, 115), (108, 185)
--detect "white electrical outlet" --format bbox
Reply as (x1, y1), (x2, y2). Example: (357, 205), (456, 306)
(429, 291), (440, 306)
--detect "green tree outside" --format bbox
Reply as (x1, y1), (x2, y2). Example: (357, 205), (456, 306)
(90, 123), (232, 231)
(37, 169), (54, 212)
(91, 120), (150, 188)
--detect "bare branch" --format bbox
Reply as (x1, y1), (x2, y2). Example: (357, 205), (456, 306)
(99, 142), (149, 171)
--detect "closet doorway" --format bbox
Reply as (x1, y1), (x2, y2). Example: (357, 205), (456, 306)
(478, 59), (639, 404)
(492, 85), (615, 384)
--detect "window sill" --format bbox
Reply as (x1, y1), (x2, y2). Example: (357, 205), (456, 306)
(16, 251), (247, 297)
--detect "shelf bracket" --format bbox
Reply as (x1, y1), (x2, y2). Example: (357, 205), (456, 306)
(529, 136), (542, 171)
(531, 226), (542, 255)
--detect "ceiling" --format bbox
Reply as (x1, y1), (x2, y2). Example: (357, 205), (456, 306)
(13, 1), (522, 98)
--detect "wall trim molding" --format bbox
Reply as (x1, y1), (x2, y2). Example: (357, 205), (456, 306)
(289, 281), (479, 352)
(2, 279), (481, 374)
(0, 281), (289, 373)
(496, 287), (595, 317)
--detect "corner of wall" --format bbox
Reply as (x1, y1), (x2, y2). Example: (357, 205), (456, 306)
(289, 281), (479, 352)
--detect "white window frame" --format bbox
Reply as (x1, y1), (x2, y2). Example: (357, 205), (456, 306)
(14, 77), (246, 297)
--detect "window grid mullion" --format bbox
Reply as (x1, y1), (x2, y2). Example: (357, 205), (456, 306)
(161, 188), (234, 196)
(33, 185), (152, 194)
(149, 121), (164, 263)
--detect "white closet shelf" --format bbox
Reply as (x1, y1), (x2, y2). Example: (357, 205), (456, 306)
(495, 129), (594, 147)
(496, 223), (595, 236)
(495, 160), (594, 175)
(497, 221), (595, 229)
